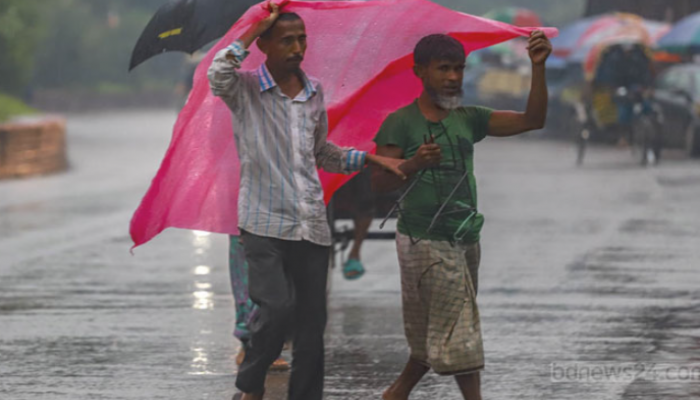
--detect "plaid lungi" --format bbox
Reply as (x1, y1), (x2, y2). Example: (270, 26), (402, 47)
(396, 232), (484, 375)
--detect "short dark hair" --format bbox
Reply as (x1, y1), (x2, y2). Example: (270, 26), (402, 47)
(260, 13), (303, 39)
(414, 34), (465, 66)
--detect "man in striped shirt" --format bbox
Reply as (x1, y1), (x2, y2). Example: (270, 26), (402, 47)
(208, 4), (404, 400)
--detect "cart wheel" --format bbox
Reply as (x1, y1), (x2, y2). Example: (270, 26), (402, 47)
(686, 123), (700, 158)
(634, 117), (659, 166)
(573, 103), (589, 166)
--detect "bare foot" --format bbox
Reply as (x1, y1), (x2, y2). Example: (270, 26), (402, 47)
(382, 388), (407, 400)
(382, 358), (430, 399)
(239, 391), (264, 400)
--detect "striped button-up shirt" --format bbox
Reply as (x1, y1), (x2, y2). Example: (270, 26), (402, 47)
(208, 41), (366, 246)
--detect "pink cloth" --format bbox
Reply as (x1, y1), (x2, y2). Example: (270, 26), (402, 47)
(130, 0), (557, 249)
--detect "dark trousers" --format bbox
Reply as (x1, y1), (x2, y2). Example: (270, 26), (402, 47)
(236, 231), (329, 400)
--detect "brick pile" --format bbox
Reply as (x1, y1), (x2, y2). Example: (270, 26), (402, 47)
(0, 117), (68, 179)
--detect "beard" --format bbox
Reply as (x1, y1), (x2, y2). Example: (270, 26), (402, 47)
(426, 86), (463, 110)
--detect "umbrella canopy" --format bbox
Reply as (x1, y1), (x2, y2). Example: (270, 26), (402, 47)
(568, 21), (657, 80)
(568, 20), (658, 63)
(552, 13), (669, 60)
(483, 7), (542, 27)
(129, 0), (258, 71)
(580, 41), (654, 81)
(129, 0), (557, 248)
(657, 11), (700, 54)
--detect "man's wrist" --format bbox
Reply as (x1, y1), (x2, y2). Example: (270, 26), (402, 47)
(226, 40), (250, 63)
(348, 150), (367, 172)
(400, 157), (421, 176)
(227, 40), (246, 53)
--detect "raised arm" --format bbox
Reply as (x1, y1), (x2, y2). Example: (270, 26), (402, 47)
(314, 105), (405, 178)
(487, 30), (552, 137)
(207, 3), (281, 105)
(314, 107), (366, 174)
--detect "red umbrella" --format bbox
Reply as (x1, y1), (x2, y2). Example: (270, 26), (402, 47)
(552, 13), (669, 60)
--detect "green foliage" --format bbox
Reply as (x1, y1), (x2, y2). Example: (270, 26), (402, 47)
(0, 0), (586, 99)
(0, 92), (37, 123)
(0, 0), (48, 97)
(0, 0), (184, 96)
(32, 0), (184, 92)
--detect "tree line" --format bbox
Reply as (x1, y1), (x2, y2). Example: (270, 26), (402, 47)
(0, 0), (584, 100)
(0, 0), (181, 99)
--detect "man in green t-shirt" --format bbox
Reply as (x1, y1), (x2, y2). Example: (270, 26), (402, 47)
(373, 32), (552, 400)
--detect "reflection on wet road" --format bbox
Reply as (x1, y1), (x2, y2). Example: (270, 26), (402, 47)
(1, 112), (699, 399)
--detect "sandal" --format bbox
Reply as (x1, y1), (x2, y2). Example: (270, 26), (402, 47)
(269, 356), (290, 371)
(343, 259), (366, 280)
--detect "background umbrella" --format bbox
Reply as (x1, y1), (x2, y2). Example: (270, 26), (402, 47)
(561, 17), (662, 80)
(574, 35), (655, 80)
(568, 17), (665, 62)
(657, 11), (700, 54)
(551, 13), (669, 60)
(129, 0), (259, 71)
(483, 7), (542, 27)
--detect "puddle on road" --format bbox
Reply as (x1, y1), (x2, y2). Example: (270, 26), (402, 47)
(619, 219), (697, 237)
(657, 175), (700, 188)
(563, 240), (700, 399)
(0, 194), (127, 238)
(0, 298), (45, 313)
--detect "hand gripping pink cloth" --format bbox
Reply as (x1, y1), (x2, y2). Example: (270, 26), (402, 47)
(130, 0), (557, 249)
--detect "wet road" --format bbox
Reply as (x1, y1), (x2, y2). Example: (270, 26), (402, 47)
(1, 111), (699, 400)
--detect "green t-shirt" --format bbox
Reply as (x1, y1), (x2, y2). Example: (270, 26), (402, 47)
(374, 101), (492, 243)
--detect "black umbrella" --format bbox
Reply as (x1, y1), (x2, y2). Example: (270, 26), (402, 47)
(129, 0), (258, 71)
